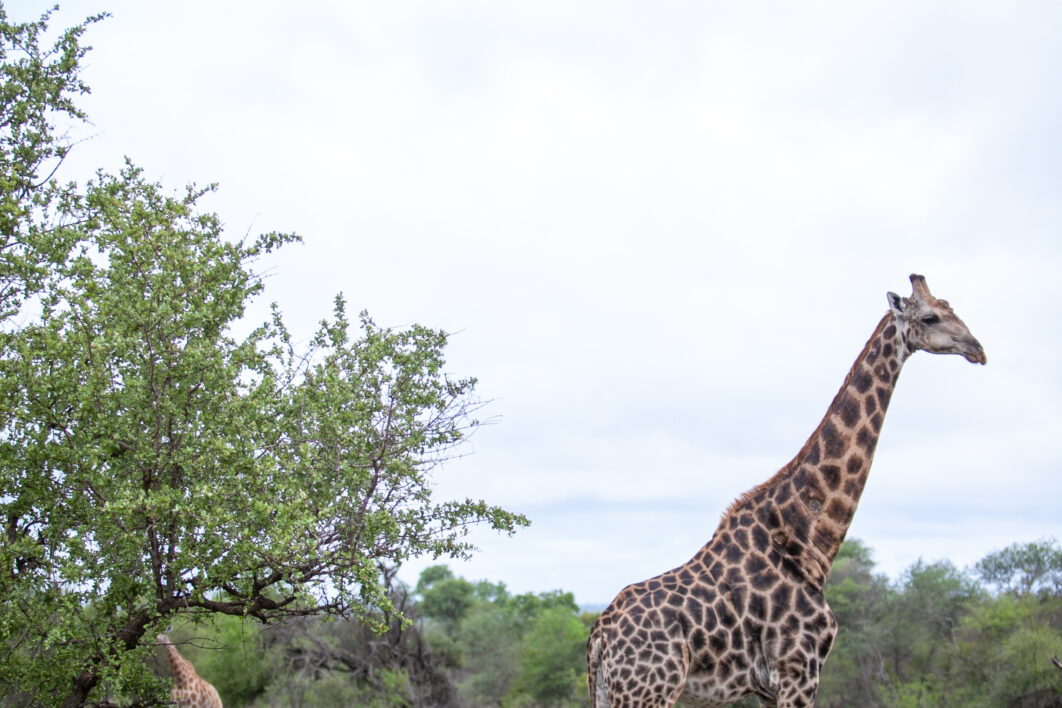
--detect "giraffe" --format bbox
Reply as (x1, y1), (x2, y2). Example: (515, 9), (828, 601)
(587, 274), (985, 708)
(157, 634), (224, 708)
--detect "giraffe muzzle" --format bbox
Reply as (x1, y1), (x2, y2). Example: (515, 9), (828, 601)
(962, 337), (987, 365)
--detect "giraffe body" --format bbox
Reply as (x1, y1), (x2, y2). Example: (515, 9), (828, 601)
(157, 634), (223, 708)
(588, 275), (985, 707)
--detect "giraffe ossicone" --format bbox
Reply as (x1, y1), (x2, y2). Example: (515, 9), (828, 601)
(588, 274), (985, 708)
(157, 633), (223, 708)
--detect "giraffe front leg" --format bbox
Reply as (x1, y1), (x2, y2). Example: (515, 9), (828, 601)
(753, 679), (820, 708)
(774, 681), (820, 708)
(626, 643), (690, 708)
(757, 640), (829, 708)
(770, 605), (835, 707)
(770, 656), (824, 708)
(637, 656), (691, 706)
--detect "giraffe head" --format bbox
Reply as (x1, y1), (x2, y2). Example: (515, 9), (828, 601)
(887, 274), (986, 365)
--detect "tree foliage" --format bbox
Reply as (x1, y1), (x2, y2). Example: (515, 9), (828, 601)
(236, 566), (460, 708)
(415, 565), (590, 707)
(511, 607), (589, 706)
(416, 565), (477, 630)
(0, 7), (527, 706)
(819, 539), (1062, 708)
(976, 538), (1062, 598)
(0, 4), (100, 320)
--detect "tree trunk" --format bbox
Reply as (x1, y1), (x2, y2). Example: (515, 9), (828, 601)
(58, 669), (98, 708)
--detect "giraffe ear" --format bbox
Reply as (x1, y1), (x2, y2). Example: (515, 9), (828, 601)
(887, 291), (905, 316)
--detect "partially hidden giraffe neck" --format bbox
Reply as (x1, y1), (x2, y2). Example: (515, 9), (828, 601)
(159, 636), (198, 688)
(158, 634), (224, 707)
(725, 312), (906, 588)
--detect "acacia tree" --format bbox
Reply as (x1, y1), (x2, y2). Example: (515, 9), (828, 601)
(0, 8), (526, 707)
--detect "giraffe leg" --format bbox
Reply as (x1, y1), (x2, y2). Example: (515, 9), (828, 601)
(775, 688), (820, 708)
(663, 643), (691, 707)
(770, 610), (834, 707)
(643, 640), (689, 708)
(773, 670), (821, 708)
(595, 636), (689, 708)
(757, 648), (824, 708)
(602, 666), (689, 707)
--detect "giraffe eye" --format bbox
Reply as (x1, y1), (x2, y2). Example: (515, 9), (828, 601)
(921, 314), (940, 325)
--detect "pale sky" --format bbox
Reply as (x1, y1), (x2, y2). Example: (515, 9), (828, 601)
(13, 0), (1062, 605)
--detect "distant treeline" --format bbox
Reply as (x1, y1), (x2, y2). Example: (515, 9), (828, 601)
(813, 538), (1062, 708)
(149, 537), (1061, 708)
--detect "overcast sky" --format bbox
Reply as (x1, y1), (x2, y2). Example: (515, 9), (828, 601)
(14, 0), (1062, 605)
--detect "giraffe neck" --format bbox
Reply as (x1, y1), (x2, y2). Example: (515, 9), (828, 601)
(781, 312), (906, 576)
(721, 312), (907, 588)
(161, 641), (197, 688)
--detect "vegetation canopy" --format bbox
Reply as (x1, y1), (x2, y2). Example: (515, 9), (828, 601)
(0, 6), (526, 706)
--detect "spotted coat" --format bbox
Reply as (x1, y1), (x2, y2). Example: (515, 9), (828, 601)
(588, 275), (985, 708)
